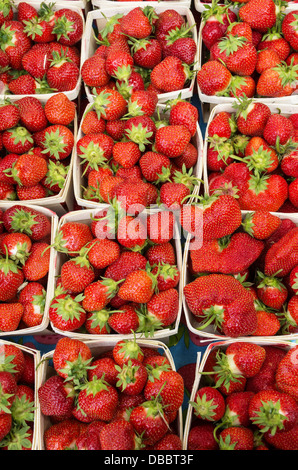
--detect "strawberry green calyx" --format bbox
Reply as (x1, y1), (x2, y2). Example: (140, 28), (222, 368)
(172, 164), (203, 191)
(116, 80), (133, 101)
(218, 433), (238, 450)
(87, 308), (113, 333)
(223, 75), (251, 98)
(190, 393), (220, 422)
(0, 24), (15, 50)
(58, 350), (94, 387)
(41, 127), (68, 161)
(232, 134), (250, 156)
(243, 146), (278, 173)
(248, 173), (269, 195)
(34, 77), (56, 94)
(99, 12), (123, 40)
(154, 166), (172, 185)
(0, 0), (13, 19)
(218, 35), (248, 56)
(7, 242), (30, 266)
(0, 386), (14, 414)
(208, 135), (236, 165)
(256, 270), (286, 291)
(273, 60), (298, 89)
(196, 304), (227, 333)
(290, 12), (298, 29)
(202, 0), (230, 24)
(100, 277), (124, 300)
(7, 126), (33, 147)
(52, 15), (75, 42)
(83, 183), (104, 203)
(165, 23), (195, 45)
(115, 359), (142, 391)
(250, 399), (287, 435)
(6, 208), (38, 237)
(146, 362), (171, 382)
(127, 36), (151, 55)
(125, 122), (153, 152)
(0, 423), (33, 450)
(0, 248), (22, 277)
(32, 290), (46, 314)
(210, 349), (244, 393)
(10, 394), (35, 426)
(80, 375), (110, 397)
(23, 18), (46, 40)
(242, 212), (256, 237)
(116, 336), (144, 363)
(90, 197), (125, 236)
(232, 94), (254, 120)
(0, 352), (19, 375)
(51, 293), (86, 325)
(38, 1), (55, 21)
(44, 160), (69, 191)
(93, 89), (117, 120)
(50, 49), (72, 68)
(79, 141), (109, 174)
(142, 5), (159, 26)
(211, 181), (240, 198)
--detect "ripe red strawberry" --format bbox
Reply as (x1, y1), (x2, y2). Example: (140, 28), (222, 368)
(44, 419), (81, 450)
(38, 375), (74, 418)
(22, 242), (51, 281)
(120, 7), (156, 39)
(104, 251), (147, 282)
(111, 179), (149, 215)
(108, 304), (140, 335)
(81, 54), (110, 88)
(86, 238), (120, 270)
(93, 88), (127, 121)
(2, 126), (33, 155)
(0, 250), (24, 301)
(0, 303), (23, 332)
(118, 268), (157, 304)
(144, 363), (184, 413)
(1, 232), (32, 265)
(146, 241), (176, 266)
(221, 391), (254, 428)
(263, 113), (294, 148)
(256, 48), (281, 75)
(16, 96), (48, 133)
(275, 345), (298, 402)
(239, 173), (288, 212)
(76, 133), (114, 174)
(187, 422), (218, 450)
(153, 433), (182, 451)
(49, 293), (86, 332)
(46, 50), (79, 92)
(139, 151), (171, 183)
(238, 0), (277, 33)
(0, 343), (25, 382)
(184, 274), (257, 337)
(282, 10), (298, 51)
(113, 338), (144, 366)
(151, 56), (192, 93)
(218, 426), (254, 450)
(115, 359), (147, 396)
(0, 20), (32, 70)
(257, 62), (298, 98)
(242, 210), (281, 240)
(99, 419), (138, 451)
(249, 389), (298, 434)
(36, 124), (74, 161)
(169, 99), (198, 137)
(264, 227), (298, 277)
(197, 61), (232, 96)
(17, 2), (38, 24)
(78, 376), (118, 421)
(8, 153), (48, 188)
(82, 278), (122, 312)
(112, 141), (141, 168)
(105, 49), (134, 79)
(52, 336), (92, 381)
(130, 37), (162, 69)
(52, 8), (83, 47)
(7, 74), (53, 95)
(190, 386), (226, 422)
(44, 92), (76, 126)
(0, 370), (17, 415)
(144, 288), (179, 331)
(123, 114), (156, 151)
(0, 413), (12, 442)
(256, 271), (288, 310)
(0, 101), (20, 132)
(234, 97), (271, 136)
(52, 221), (93, 256)
(129, 398), (169, 446)
(155, 124), (191, 158)
(60, 245), (95, 293)
(21, 43), (51, 79)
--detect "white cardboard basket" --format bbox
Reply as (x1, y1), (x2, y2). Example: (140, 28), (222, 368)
(80, 5), (198, 103)
(73, 102), (203, 211)
(182, 208), (298, 343)
(202, 102), (298, 217)
(197, 14), (298, 113)
(182, 338), (298, 450)
(0, 110), (78, 218)
(37, 337), (183, 450)
(0, 338), (41, 450)
(1, 1), (84, 104)
(49, 206), (183, 341)
(0, 203), (58, 337)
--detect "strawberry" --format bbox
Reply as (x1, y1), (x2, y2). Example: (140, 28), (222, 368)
(152, 263), (180, 292)
(281, 150), (298, 177)
(129, 397), (169, 446)
(81, 110), (106, 135)
(99, 419), (138, 451)
(242, 211), (281, 240)
(16, 96), (48, 133)
(123, 114), (156, 151)
(60, 244), (96, 294)
(0, 232), (32, 265)
(253, 308), (281, 336)
(22, 242), (50, 281)
(23, 15), (55, 43)
(44, 92), (76, 126)
(0, 250), (24, 301)
(184, 274), (257, 337)
(150, 56), (193, 94)
(37, 124), (74, 161)
(190, 386), (226, 422)
(87, 356), (118, 386)
(201, 2), (237, 50)
(153, 433), (182, 451)
(52, 336), (92, 382)
(218, 426), (254, 450)
(264, 227), (298, 277)
(112, 141), (141, 168)
(275, 345), (298, 401)
(139, 151), (171, 183)
(0, 343), (25, 382)
(118, 268), (157, 304)
(108, 304), (140, 335)
(81, 54), (110, 88)
(38, 375), (74, 418)
(120, 7), (156, 39)
(86, 238), (120, 270)
(249, 389), (298, 434)
(104, 251), (147, 282)
(0, 370), (17, 415)
(168, 99), (198, 137)
(187, 423), (218, 450)
(105, 50), (134, 79)
(111, 179), (149, 215)
(52, 8), (83, 47)
(238, 0), (277, 33)
(49, 293), (86, 332)
(257, 62), (298, 98)
(155, 124), (191, 159)
(93, 88), (127, 122)
(0, 0), (13, 26)
(217, 35), (258, 77)
(46, 49), (79, 92)
(2, 126), (33, 155)
(21, 43), (52, 80)
(282, 10), (298, 51)
(17, 2), (38, 24)
(221, 391), (254, 428)
(82, 278), (122, 312)
(0, 101), (20, 132)
(7, 153), (48, 188)
(146, 211), (174, 244)
(233, 97), (271, 136)
(0, 302), (23, 332)
(146, 241), (176, 266)
(113, 338), (144, 366)
(44, 419), (81, 450)
(0, 21), (32, 70)
(78, 376), (118, 421)
(256, 271), (288, 310)
(115, 359), (147, 396)
(0, 413), (11, 442)
(52, 221), (93, 256)
(239, 173), (288, 212)
(256, 48), (281, 75)
(76, 133), (114, 174)
(264, 423), (298, 450)
(243, 135), (279, 173)
(129, 37), (162, 69)
(197, 60), (232, 96)
(7, 74), (54, 95)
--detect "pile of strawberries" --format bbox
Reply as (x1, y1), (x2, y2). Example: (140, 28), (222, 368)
(187, 341), (298, 450)
(197, 0), (298, 99)
(81, 7), (197, 98)
(0, 341), (36, 450)
(77, 96), (200, 210)
(0, 93), (75, 201)
(206, 98), (298, 213)
(0, 205), (52, 332)
(0, 1), (83, 95)
(38, 336), (184, 450)
(49, 210), (180, 336)
(183, 192), (298, 338)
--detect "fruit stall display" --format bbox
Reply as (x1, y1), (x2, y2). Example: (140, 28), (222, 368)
(183, 339), (298, 450)
(1, 0), (298, 452)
